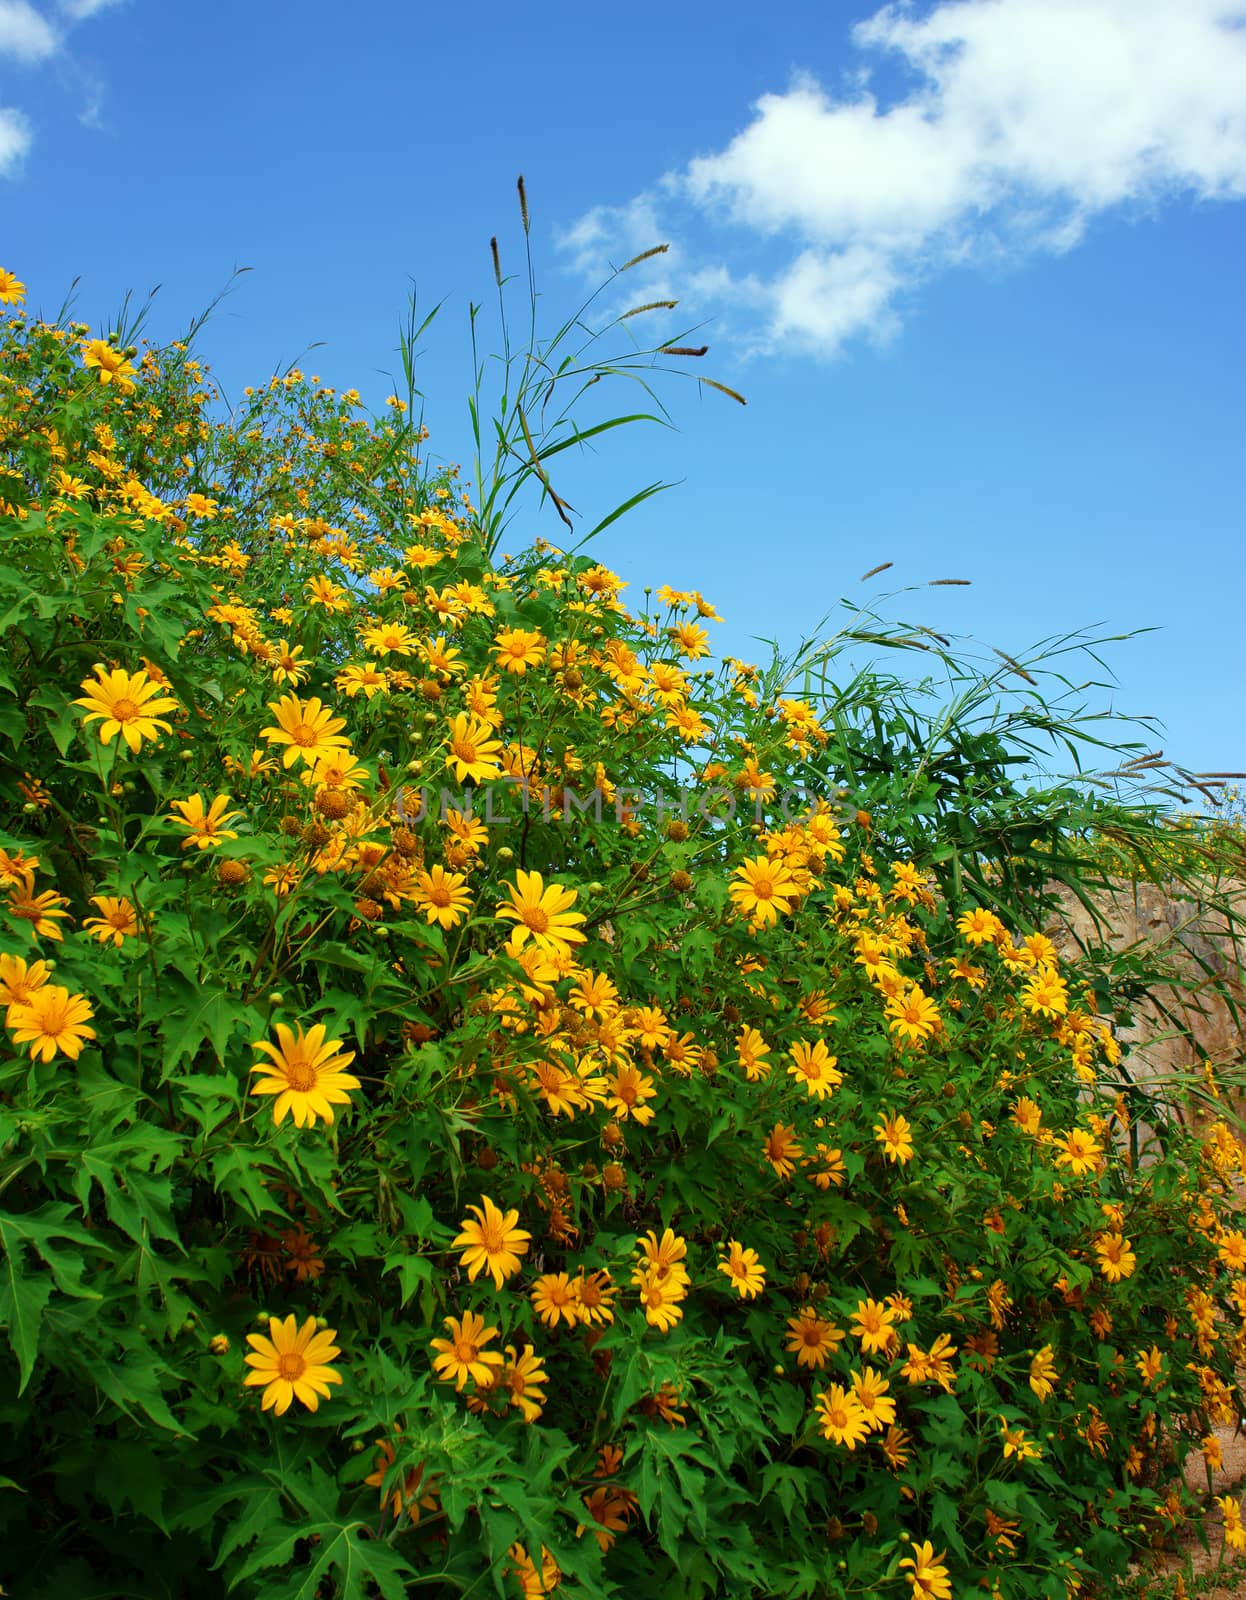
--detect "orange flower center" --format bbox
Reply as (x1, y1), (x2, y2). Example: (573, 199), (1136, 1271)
(111, 697), (140, 722)
(284, 1060), (317, 1093)
(452, 737), (479, 763)
(292, 723), (318, 746)
(522, 906), (550, 934)
(477, 1218), (505, 1253)
(428, 883), (453, 907)
(752, 877), (775, 900)
(277, 1351), (307, 1381)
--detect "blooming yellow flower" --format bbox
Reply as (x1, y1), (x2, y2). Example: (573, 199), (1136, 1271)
(6, 871), (71, 941)
(444, 712), (504, 784)
(335, 661), (390, 699)
(787, 1038), (842, 1100)
(728, 853), (798, 928)
(452, 1195), (532, 1289)
(249, 1022), (360, 1128)
(785, 1307), (845, 1369)
(814, 1383), (870, 1449)
(1053, 1127), (1103, 1177)
(270, 640), (309, 687)
(634, 1266), (685, 1331)
(884, 986), (940, 1045)
(999, 1417), (1042, 1460)
(430, 1309), (505, 1389)
(167, 793), (242, 850)
(956, 907), (1005, 946)
(81, 338), (137, 392)
(81, 895), (139, 946)
(1094, 1232), (1137, 1282)
(717, 1240), (766, 1299)
(530, 1272), (582, 1328)
(74, 665), (179, 753)
(762, 1122), (803, 1178)
(0, 952), (52, 1019)
(1029, 1344), (1059, 1401)
(851, 1297), (899, 1356)
(7, 985), (95, 1061)
(899, 1539), (952, 1600)
(261, 694), (351, 769)
(0, 269), (26, 306)
(875, 1110), (915, 1164)
(850, 1366), (896, 1429)
(411, 865), (472, 929)
(496, 870), (586, 956)
(493, 627), (546, 674)
(243, 1314), (342, 1414)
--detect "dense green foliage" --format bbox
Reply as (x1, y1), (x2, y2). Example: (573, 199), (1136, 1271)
(0, 253), (1244, 1600)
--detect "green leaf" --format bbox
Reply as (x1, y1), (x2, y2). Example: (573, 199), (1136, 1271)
(234, 1520), (414, 1600)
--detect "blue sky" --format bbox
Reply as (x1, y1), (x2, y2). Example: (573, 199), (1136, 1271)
(3, 0), (1244, 790)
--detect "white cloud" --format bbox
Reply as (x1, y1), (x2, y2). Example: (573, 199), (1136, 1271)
(562, 0), (1246, 357)
(0, 105), (32, 173)
(58, 0), (125, 20)
(0, 0), (124, 171)
(0, 0), (59, 63)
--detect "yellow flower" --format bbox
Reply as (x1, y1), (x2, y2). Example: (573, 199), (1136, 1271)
(74, 664), (179, 753)
(361, 621), (418, 656)
(1029, 1344), (1059, 1401)
(443, 712), (504, 785)
(495, 870), (586, 956)
(735, 1025), (771, 1081)
(7, 985), (95, 1061)
(243, 1314), (342, 1414)
(850, 1366), (896, 1429)
(1094, 1232), (1137, 1282)
(717, 1240), (766, 1299)
(0, 269), (26, 306)
(1218, 1496), (1246, 1552)
(81, 338), (137, 392)
(167, 793), (242, 850)
(430, 1309), (505, 1389)
(956, 907), (1005, 946)
(884, 985), (940, 1045)
(785, 1307), (845, 1369)
(728, 853), (798, 928)
(813, 1383), (870, 1449)
(1053, 1127), (1103, 1177)
(411, 865), (472, 929)
(452, 1195), (532, 1289)
(249, 1022), (360, 1128)
(6, 871), (71, 941)
(999, 1417), (1042, 1460)
(851, 1297), (898, 1356)
(81, 895), (139, 946)
(493, 627), (546, 674)
(530, 1272), (582, 1328)
(260, 694), (351, 769)
(270, 640), (309, 687)
(0, 952), (52, 1019)
(1135, 1344), (1167, 1388)
(899, 1539), (952, 1600)
(184, 492), (218, 520)
(875, 1110), (915, 1164)
(335, 661), (390, 699)
(787, 1038), (842, 1100)
(500, 1343), (547, 1421)
(762, 1122), (803, 1178)
(1021, 968), (1069, 1019)
(635, 1266), (684, 1331)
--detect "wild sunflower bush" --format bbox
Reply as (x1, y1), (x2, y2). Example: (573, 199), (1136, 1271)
(1, 255), (1245, 1600)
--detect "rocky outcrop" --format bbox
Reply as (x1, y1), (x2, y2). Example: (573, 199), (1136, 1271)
(1049, 876), (1246, 1093)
